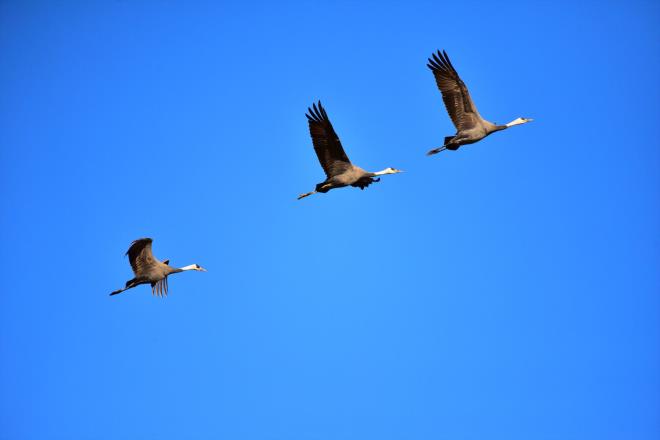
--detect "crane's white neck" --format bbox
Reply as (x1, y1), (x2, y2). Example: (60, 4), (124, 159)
(505, 117), (529, 127)
(373, 168), (397, 176)
(179, 264), (198, 271)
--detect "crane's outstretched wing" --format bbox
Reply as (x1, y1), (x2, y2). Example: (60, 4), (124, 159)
(306, 101), (352, 178)
(126, 238), (157, 276)
(351, 176), (379, 190)
(427, 50), (482, 131)
(151, 277), (168, 297)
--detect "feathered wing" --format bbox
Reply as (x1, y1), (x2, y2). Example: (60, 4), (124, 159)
(427, 50), (482, 130)
(151, 277), (168, 297)
(126, 238), (157, 276)
(306, 101), (352, 178)
(350, 177), (379, 190)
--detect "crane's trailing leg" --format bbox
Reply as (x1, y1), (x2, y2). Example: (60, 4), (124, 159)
(427, 136), (459, 156)
(110, 278), (138, 296)
(297, 190), (317, 200)
(298, 182), (333, 199)
(427, 146), (447, 155)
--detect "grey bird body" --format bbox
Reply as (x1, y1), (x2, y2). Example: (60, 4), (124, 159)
(110, 238), (206, 297)
(298, 102), (401, 199)
(426, 50), (532, 155)
(317, 165), (379, 191)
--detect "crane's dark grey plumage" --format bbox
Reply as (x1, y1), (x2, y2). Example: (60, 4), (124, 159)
(298, 101), (402, 199)
(426, 50), (532, 155)
(110, 238), (206, 297)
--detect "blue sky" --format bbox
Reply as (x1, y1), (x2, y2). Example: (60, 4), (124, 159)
(1, 1), (658, 439)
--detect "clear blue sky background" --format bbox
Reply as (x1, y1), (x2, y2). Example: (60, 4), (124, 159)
(1, 1), (658, 439)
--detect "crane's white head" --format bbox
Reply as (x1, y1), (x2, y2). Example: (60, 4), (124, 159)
(505, 117), (534, 127)
(180, 264), (207, 272)
(374, 167), (404, 176)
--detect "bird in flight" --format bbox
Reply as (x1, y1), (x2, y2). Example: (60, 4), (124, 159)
(298, 101), (402, 200)
(110, 238), (206, 297)
(426, 50), (533, 155)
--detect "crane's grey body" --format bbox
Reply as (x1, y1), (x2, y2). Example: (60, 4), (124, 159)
(426, 50), (532, 155)
(298, 102), (401, 199)
(110, 238), (206, 297)
(315, 164), (380, 193)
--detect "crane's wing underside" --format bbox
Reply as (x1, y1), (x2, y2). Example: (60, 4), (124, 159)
(151, 278), (168, 297)
(351, 176), (379, 190)
(306, 101), (352, 178)
(427, 50), (481, 131)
